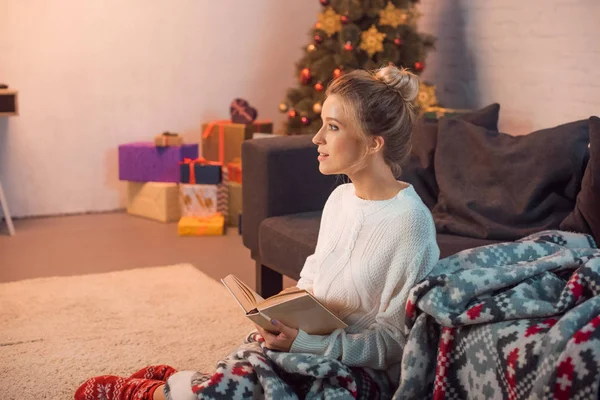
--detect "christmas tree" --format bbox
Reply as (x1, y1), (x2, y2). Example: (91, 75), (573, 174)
(280, 0), (437, 135)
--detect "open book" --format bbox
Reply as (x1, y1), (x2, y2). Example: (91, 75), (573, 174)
(221, 274), (347, 335)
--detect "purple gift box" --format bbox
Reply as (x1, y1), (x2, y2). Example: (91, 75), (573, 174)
(119, 142), (198, 182)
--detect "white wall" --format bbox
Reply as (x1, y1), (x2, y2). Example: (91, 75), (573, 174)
(418, 0), (600, 134)
(0, 0), (321, 217)
(1, 0), (599, 218)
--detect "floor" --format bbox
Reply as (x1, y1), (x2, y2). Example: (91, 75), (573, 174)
(0, 212), (295, 290)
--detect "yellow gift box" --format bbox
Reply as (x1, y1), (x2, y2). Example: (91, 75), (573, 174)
(201, 120), (272, 165)
(227, 182), (242, 227)
(127, 182), (180, 223)
(178, 213), (225, 236)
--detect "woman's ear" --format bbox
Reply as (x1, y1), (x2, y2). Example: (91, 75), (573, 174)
(368, 136), (385, 154)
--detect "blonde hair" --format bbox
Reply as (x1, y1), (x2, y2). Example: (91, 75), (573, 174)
(326, 65), (419, 177)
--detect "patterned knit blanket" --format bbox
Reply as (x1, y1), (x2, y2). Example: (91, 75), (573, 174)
(166, 332), (392, 399)
(394, 230), (600, 400)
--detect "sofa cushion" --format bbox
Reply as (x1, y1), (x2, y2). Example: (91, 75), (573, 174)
(432, 118), (590, 240)
(560, 116), (600, 244)
(401, 104), (501, 209)
(436, 233), (502, 259)
(259, 211), (321, 280)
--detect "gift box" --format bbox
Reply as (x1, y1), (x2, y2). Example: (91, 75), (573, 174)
(202, 120), (272, 165)
(180, 158), (222, 184)
(119, 142), (198, 182)
(178, 213), (225, 236)
(227, 158), (242, 184)
(227, 182), (242, 227)
(180, 184), (220, 217)
(154, 132), (183, 147)
(126, 182), (180, 222)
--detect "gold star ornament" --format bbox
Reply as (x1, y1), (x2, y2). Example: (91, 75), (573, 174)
(379, 2), (408, 28)
(317, 7), (342, 37)
(360, 25), (387, 57)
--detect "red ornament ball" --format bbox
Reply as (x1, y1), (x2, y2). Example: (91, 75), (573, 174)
(343, 41), (354, 51)
(394, 37), (404, 46)
(341, 15), (350, 24)
(288, 109), (297, 118)
(314, 34), (324, 44)
(319, 0), (329, 5)
(300, 68), (312, 84)
(301, 116), (311, 126)
(414, 61), (425, 72)
(314, 82), (324, 92)
(333, 68), (343, 79)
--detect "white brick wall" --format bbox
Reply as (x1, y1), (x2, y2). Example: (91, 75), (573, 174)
(418, 0), (600, 134)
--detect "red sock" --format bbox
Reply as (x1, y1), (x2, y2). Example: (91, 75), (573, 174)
(128, 365), (178, 381)
(74, 375), (164, 400)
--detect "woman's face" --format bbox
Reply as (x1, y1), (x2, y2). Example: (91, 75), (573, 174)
(312, 95), (367, 176)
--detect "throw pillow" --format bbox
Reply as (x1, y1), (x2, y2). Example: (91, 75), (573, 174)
(560, 116), (600, 245)
(400, 103), (500, 209)
(432, 118), (590, 240)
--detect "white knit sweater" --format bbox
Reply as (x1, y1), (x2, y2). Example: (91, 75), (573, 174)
(291, 182), (440, 384)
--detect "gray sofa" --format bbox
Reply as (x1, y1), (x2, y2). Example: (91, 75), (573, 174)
(241, 134), (502, 297)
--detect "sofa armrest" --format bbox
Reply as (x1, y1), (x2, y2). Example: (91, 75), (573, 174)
(242, 134), (338, 256)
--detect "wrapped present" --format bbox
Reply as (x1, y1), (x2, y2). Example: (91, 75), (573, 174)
(119, 142), (198, 182)
(202, 120), (272, 165)
(180, 157), (222, 184)
(180, 167), (229, 218)
(127, 182), (180, 222)
(229, 98), (257, 124)
(154, 131), (183, 147)
(178, 213), (225, 236)
(227, 182), (242, 227)
(180, 184), (218, 217)
(227, 158), (242, 184)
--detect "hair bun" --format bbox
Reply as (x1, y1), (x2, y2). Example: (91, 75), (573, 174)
(375, 65), (419, 102)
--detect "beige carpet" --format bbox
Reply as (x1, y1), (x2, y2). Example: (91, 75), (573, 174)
(0, 264), (255, 400)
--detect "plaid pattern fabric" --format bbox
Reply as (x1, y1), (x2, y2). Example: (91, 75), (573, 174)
(395, 230), (600, 400)
(164, 332), (392, 399)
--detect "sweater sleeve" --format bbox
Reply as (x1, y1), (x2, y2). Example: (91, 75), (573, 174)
(296, 185), (345, 291)
(290, 209), (439, 370)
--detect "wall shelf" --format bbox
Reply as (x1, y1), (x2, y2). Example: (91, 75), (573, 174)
(0, 89), (19, 116)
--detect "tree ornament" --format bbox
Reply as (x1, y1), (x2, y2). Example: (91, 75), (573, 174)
(314, 82), (324, 92)
(300, 68), (312, 84)
(301, 116), (311, 126)
(414, 61), (425, 72)
(288, 109), (297, 118)
(393, 37), (404, 47)
(317, 7), (342, 37)
(279, 103), (289, 113)
(307, 44), (317, 52)
(314, 22), (322, 29)
(314, 34), (324, 44)
(319, 0), (329, 5)
(360, 25), (387, 57)
(343, 41), (354, 51)
(333, 68), (343, 79)
(417, 83), (438, 109)
(379, 2), (408, 28)
(312, 102), (322, 114)
(340, 15), (350, 24)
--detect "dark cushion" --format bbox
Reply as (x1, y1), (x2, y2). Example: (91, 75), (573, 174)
(432, 118), (590, 240)
(401, 104), (501, 209)
(259, 211), (321, 280)
(560, 116), (600, 244)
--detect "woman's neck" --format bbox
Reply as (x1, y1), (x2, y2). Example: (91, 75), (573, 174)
(348, 164), (405, 201)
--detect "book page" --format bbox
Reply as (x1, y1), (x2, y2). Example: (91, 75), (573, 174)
(222, 275), (263, 313)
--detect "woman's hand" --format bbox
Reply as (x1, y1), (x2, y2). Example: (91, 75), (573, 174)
(254, 320), (299, 352)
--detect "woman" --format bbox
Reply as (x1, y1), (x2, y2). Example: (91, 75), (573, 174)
(75, 64), (440, 400)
